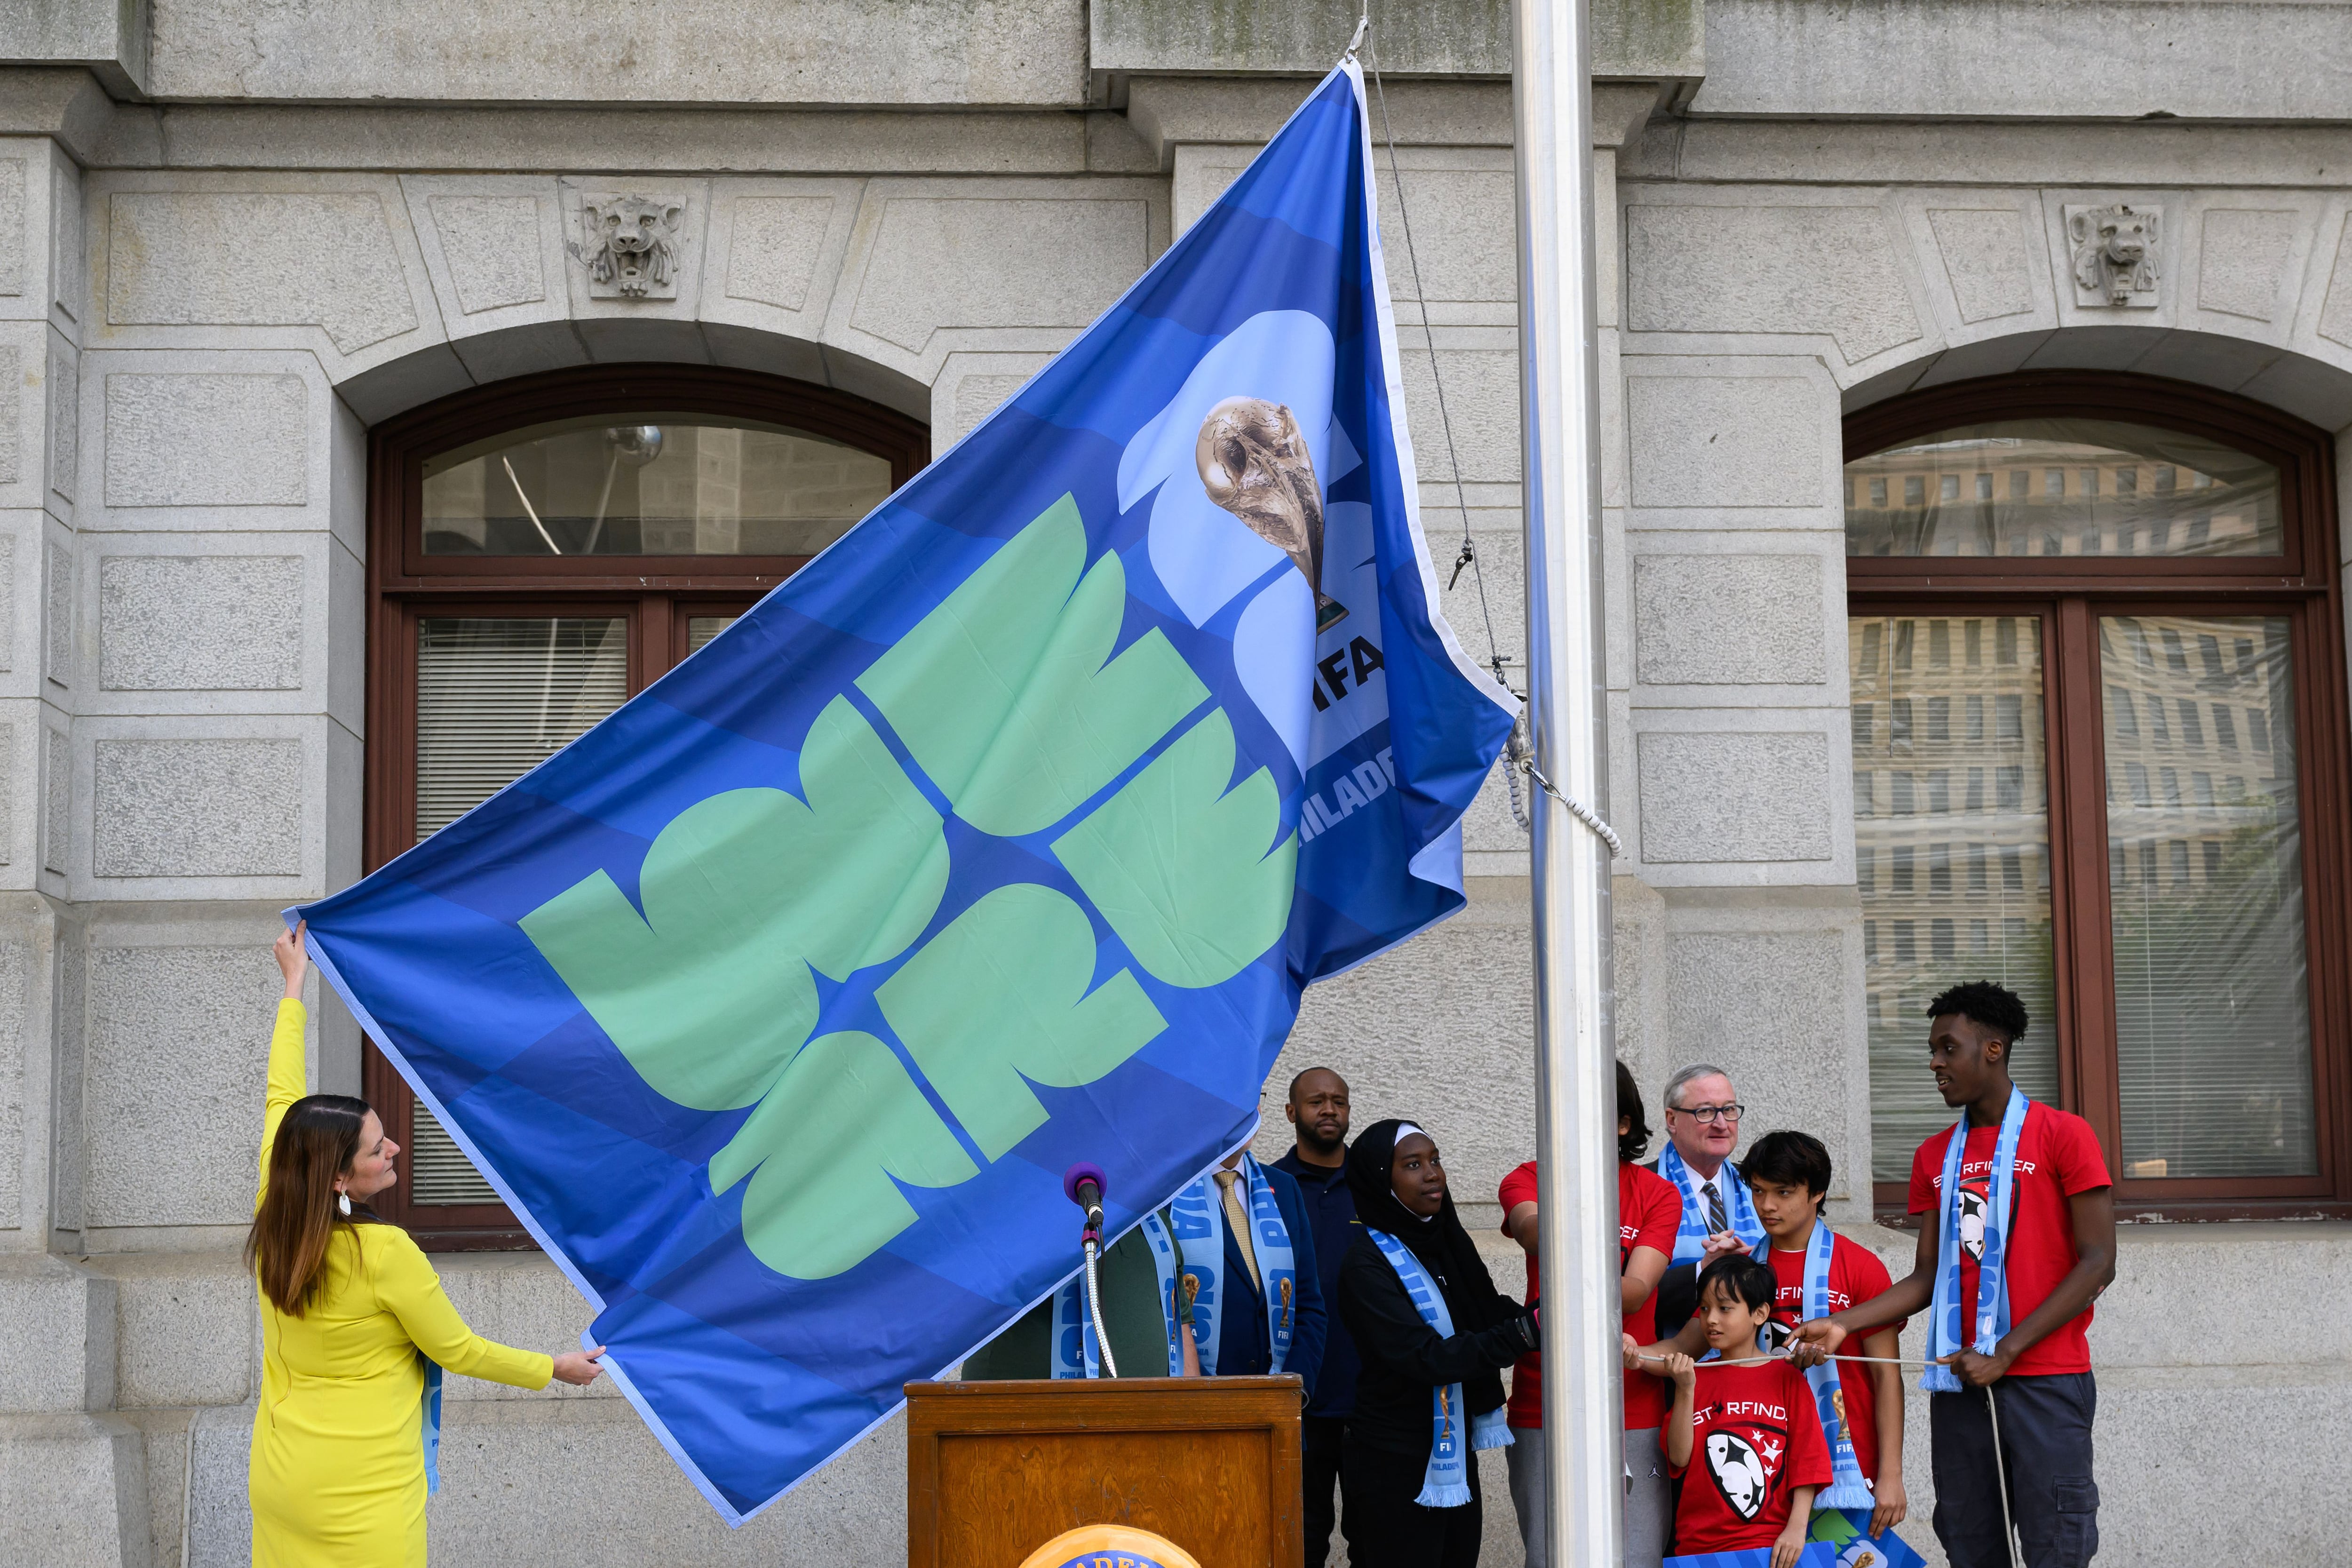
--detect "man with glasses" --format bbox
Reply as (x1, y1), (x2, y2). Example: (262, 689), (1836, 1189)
(1644, 1064), (1765, 1338)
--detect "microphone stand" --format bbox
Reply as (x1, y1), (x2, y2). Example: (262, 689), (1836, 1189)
(1065, 1162), (1118, 1379)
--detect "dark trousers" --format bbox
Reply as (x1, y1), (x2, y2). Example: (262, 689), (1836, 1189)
(1930, 1372), (2099, 1568)
(1304, 1416), (1348, 1568)
(1339, 1430), (1481, 1568)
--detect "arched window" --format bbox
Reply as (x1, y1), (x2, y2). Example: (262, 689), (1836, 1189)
(365, 366), (928, 1246)
(1845, 373), (2351, 1219)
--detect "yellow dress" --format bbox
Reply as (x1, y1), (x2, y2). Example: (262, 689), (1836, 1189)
(249, 998), (555, 1567)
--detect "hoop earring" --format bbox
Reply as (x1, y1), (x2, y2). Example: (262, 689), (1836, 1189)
(337, 1189), (352, 1218)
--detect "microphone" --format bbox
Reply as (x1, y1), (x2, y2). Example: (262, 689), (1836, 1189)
(1063, 1162), (1108, 1234)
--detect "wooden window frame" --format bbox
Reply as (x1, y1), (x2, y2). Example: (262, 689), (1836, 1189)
(1847, 372), (2352, 1223)
(363, 365), (928, 1248)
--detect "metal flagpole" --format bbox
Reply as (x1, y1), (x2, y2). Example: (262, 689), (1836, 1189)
(1512, 1), (1621, 1565)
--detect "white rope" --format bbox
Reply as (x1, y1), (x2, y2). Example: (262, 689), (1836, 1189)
(1517, 741), (1622, 857)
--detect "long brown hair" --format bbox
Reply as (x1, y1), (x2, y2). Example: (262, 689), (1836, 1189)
(246, 1094), (378, 1316)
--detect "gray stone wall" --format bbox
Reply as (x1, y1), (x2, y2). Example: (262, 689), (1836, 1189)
(1, 2), (2350, 1564)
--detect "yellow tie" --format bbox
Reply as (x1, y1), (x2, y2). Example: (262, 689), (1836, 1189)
(1215, 1170), (1263, 1294)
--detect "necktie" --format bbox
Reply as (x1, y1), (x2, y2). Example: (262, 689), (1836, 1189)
(1215, 1171), (1263, 1293)
(1704, 1177), (1730, 1236)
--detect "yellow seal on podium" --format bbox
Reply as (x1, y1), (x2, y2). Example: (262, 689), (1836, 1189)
(1014, 1523), (1202, 1568)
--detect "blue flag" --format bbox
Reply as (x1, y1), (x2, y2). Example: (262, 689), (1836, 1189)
(294, 60), (1515, 1523)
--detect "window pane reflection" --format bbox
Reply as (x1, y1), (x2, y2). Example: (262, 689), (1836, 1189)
(1852, 614), (2061, 1180)
(1845, 421), (2280, 559)
(422, 415), (893, 556)
(686, 614), (739, 655)
(2103, 615), (2315, 1178)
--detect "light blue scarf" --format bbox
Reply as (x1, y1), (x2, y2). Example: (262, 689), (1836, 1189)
(420, 1357), (444, 1494)
(1049, 1156), (1299, 1379)
(1366, 1227), (1511, 1507)
(1659, 1142), (1765, 1262)
(1923, 1086), (2029, 1394)
(1755, 1223), (1876, 1510)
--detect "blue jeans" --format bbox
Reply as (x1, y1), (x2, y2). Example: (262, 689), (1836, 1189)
(1930, 1371), (2099, 1568)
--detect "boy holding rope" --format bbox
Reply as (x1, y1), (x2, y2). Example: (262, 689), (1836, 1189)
(1793, 982), (2115, 1568)
(1639, 1255), (1828, 1568)
(1624, 1129), (1910, 1540)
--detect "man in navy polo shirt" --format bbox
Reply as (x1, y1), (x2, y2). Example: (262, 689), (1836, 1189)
(1273, 1067), (1357, 1568)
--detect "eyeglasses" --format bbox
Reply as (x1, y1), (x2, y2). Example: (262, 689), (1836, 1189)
(1670, 1103), (1744, 1124)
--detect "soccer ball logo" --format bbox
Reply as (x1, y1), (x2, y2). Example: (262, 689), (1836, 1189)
(1705, 1430), (1774, 1520)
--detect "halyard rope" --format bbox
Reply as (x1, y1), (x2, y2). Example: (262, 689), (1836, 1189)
(1363, 17), (1617, 853)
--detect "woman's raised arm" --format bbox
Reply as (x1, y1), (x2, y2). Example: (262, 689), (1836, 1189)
(256, 923), (310, 1207)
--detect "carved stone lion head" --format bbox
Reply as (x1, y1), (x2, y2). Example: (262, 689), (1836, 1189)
(584, 196), (684, 297)
(2068, 204), (2161, 305)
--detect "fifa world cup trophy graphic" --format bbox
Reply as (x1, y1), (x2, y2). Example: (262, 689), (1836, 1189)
(1196, 397), (1349, 632)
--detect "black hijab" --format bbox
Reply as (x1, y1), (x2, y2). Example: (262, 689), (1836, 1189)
(1344, 1117), (1514, 1333)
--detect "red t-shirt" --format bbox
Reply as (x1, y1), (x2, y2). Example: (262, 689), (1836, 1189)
(1667, 1360), (1833, 1555)
(1764, 1232), (1902, 1482)
(1906, 1101), (2111, 1377)
(1496, 1160), (1679, 1430)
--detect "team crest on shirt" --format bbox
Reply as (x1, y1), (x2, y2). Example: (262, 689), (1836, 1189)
(1705, 1426), (1783, 1520)
(1957, 1176), (1991, 1262)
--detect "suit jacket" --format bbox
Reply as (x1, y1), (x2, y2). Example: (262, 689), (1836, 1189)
(1642, 1155), (1744, 1342)
(1207, 1162), (1327, 1396)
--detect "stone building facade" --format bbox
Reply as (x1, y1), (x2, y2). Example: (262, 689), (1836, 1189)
(3, 1), (2347, 1563)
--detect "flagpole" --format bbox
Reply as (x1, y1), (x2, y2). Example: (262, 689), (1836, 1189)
(1513, 0), (1621, 1564)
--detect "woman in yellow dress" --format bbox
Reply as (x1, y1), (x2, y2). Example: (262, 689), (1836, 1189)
(249, 923), (606, 1565)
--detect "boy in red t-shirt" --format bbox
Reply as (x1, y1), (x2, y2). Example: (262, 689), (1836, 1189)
(1501, 1062), (1681, 1568)
(1793, 982), (2115, 1568)
(1646, 1255), (1827, 1567)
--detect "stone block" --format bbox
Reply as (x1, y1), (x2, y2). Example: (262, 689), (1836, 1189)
(46, 337), (76, 513)
(101, 187), (421, 354)
(0, 927), (32, 1217)
(93, 738), (303, 878)
(2316, 214), (2352, 351)
(1923, 207), (2038, 326)
(720, 195), (839, 314)
(842, 187), (1153, 357)
(1624, 370), (1826, 512)
(189, 1397), (912, 1568)
(1627, 201), (1923, 366)
(430, 1255), (604, 1402)
(148, 0), (1088, 109)
(43, 536), (70, 690)
(1283, 890), (1534, 1210)
(0, 154), (20, 300)
(1376, 157), (1518, 311)
(426, 195), (545, 314)
(0, 1257), (115, 1413)
(2197, 207), (2304, 323)
(929, 350), (1053, 450)
(1699, 0), (2352, 119)
(183, 1401), (253, 1568)
(98, 553), (303, 692)
(1635, 727), (1835, 866)
(99, 1254), (255, 1409)
(0, 1413), (151, 1568)
(1400, 342), (1520, 485)
(1631, 550), (1827, 688)
(101, 371), (306, 509)
(1665, 916), (1860, 1198)
(82, 935), (284, 1228)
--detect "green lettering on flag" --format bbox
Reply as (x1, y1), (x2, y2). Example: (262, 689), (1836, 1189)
(879, 883), (1167, 1162)
(710, 1031), (980, 1279)
(1053, 709), (1297, 989)
(857, 494), (1208, 838)
(518, 696), (949, 1111)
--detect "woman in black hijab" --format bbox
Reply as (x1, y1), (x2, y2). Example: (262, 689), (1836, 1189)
(1338, 1118), (1541, 1568)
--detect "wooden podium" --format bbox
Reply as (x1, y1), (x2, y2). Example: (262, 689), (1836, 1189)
(905, 1376), (1303, 1568)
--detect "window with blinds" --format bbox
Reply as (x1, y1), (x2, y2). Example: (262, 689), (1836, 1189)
(1843, 380), (2349, 1214)
(408, 615), (629, 1205)
(2103, 614), (2314, 1178)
